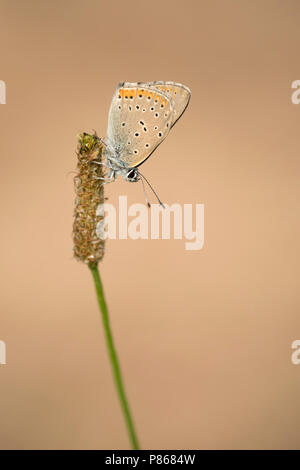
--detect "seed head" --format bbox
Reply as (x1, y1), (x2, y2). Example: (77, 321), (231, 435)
(73, 132), (105, 265)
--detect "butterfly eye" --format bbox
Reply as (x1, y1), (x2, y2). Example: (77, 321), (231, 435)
(127, 169), (137, 180)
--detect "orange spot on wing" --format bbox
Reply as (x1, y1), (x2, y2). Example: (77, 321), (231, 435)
(119, 88), (137, 99)
(137, 89), (147, 97)
(118, 88), (168, 105)
(157, 85), (176, 97)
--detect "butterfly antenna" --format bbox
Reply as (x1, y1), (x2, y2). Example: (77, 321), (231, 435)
(139, 172), (165, 208)
(140, 176), (151, 208)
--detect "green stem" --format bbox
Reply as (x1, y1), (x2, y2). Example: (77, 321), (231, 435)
(88, 262), (140, 450)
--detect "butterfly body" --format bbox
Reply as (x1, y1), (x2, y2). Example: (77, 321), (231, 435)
(102, 81), (191, 203)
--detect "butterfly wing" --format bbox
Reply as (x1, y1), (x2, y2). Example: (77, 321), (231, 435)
(106, 82), (174, 168)
(143, 81), (191, 128)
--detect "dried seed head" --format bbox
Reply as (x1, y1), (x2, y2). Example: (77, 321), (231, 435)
(73, 132), (105, 265)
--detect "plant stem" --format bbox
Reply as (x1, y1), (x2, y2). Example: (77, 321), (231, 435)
(88, 262), (140, 450)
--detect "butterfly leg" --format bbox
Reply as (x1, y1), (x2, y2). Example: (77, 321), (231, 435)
(90, 160), (110, 168)
(90, 158), (114, 180)
(103, 169), (116, 184)
(97, 136), (107, 147)
(90, 160), (114, 170)
(94, 169), (116, 183)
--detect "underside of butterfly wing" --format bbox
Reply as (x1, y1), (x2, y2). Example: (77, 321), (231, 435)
(142, 81), (191, 127)
(106, 82), (174, 168)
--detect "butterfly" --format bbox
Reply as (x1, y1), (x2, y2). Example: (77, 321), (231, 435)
(97, 81), (191, 207)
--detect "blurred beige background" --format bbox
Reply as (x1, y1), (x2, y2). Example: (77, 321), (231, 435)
(0, 0), (299, 450)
